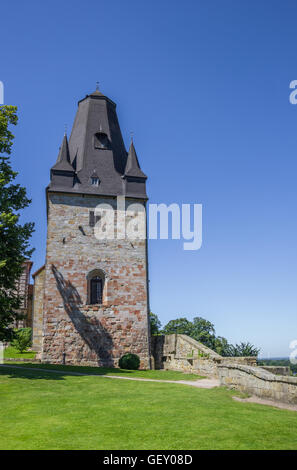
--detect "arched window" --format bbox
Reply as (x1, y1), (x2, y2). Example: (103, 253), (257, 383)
(90, 276), (103, 304)
(87, 269), (106, 305)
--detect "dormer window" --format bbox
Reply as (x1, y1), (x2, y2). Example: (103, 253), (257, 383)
(94, 131), (109, 150)
(91, 177), (100, 186)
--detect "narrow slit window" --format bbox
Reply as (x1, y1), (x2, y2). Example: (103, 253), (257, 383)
(89, 211), (100, 227)
(90, 276), (103, 304)
(89, 211), (95, 227)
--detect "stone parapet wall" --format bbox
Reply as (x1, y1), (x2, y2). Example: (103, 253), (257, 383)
(151, 334), (258, 378)
(165, 355), (220, 378)
(260, 366), (291, 376)
(151, 334), (222, 377)
(172, 334), (222, 360)
(162, 334), (222, 377)
(218, 363), (297, 404)
(221, 356), (257, 367)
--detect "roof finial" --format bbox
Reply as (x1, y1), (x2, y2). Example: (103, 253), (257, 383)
(130, 131), (134, 143)
(64, 124), (67, 136)
(96, 81), (99, 91)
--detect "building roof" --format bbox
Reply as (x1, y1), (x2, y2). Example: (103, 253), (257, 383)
(51, 134), (74, 172)
(48, 89), (148, 199)
(32, 265), (45, 278)
(23, 259), (33, 267)
(124, 141), (147, 179)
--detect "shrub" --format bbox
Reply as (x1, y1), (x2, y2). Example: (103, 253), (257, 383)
(12, 327), (32, 353)
(119, 353), (140, 370)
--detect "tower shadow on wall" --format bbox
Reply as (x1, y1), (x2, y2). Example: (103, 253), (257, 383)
(51, 265), (114, 367)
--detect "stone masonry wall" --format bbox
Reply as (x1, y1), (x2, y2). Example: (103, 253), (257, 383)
(151, 334), (257, 378)
(260, 365), (291, 376)
(27, 284), (33, 328)
(151, 335), (296, 404)
(14, 261), (33, 328)
(41, 193), (150, 368)
(221, 356), (257, 367)
(32, 267), (45, 353)
(151, 334), (222, 377)
(218, 363), (297, 405)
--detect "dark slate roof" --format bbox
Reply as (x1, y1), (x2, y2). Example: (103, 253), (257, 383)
(124, 141), (147, 179)
(48, 89), (148, 199)
(51, 135), (74, 172)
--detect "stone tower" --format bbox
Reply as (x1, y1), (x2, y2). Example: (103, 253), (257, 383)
(39, 89), (150, 368)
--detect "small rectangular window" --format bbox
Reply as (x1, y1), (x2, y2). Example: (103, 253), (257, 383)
(91, 177), (99, 186)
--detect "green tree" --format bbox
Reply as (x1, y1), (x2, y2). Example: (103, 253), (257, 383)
(162, 314), (260, 357)
(229, 342), (260, 357)
(191, 316), (216, 349)
(149, 312), (162, 335)
(213, 336), (233, 356)
(162, 317), (193, 337)
(163, 316), (216, 348)
(12, 327), (32, 353)
(0, 106), (34, 342)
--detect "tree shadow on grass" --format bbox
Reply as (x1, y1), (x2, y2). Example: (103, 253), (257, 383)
(0, 362), (142, 381)
(0, 365), (67, 380)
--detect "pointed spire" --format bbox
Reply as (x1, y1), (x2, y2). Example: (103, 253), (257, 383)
(90, 82), (104, 97)
(124, 141), (147, 179)
(49, 89), (147, 198)
(51, 134), (74, 172)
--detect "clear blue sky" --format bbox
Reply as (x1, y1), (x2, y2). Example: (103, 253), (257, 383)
(1, 0), (297, 357)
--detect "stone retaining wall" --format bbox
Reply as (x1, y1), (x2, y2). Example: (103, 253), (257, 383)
(218, 363), (297, 404)
(222, 356), (257, 367)
(151, 334), (256, 378)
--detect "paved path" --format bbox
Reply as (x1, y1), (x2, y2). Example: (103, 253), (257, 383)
(0, 364), (219, 389)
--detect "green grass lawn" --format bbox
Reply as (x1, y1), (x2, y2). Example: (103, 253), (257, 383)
(4, 346), (37, 359)
(3, 362), (202, 381)
(1, 365), (297, 450)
